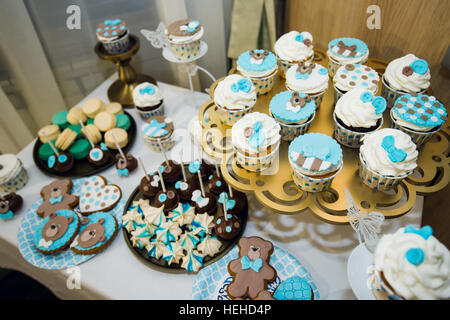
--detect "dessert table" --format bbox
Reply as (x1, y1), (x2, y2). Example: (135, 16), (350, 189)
(0, 73), (423, 300)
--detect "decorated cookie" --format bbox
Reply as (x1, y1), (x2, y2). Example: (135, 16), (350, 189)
(191, 190), (217, 216)
(47, 152), (74, 173)
(0, 192), (23, 221)
(269, 91), (316, 125)
(181, 249), (204, 273)
(139, 173), (162, 197)
(87, 143), (113, 166)
(207, 173), (227, 195)
(328, 37), (369, 61)
(334, 63), (380, 93)
(154, 188), (179, 213)
(34, 209), (80, 254)
(78, 175), (122, 215)
(71, 212), (118, 255)
(115, 153), (138, 177)
(227, 236), (277, 299)
(174, 175), (198, 201)
(273, 276), (313, 300)
(160, 160), (182, 183)
(96, 19), (128, 41)
(37, 179), (79, 218)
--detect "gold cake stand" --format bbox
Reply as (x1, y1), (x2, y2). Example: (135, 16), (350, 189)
(95, 34), (156, 108)
(197, 49), (450, 224)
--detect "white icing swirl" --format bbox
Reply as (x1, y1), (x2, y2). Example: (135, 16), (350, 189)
(360, 128), (418, 177)
(384, 54), (431, 93)
(335, 88), (382, 128)
(285, 63), (329, 94)
(214, 74), (257, 110)
(237, 64), (278, 78)
(374, 227), (450, 300)
(132, 82), (163, 107)
(232, 112), (281, 155)
(166, 26), (204, 44)
(274, 31), (314, 62)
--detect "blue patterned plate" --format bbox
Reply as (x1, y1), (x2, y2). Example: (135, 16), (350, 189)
(191, 244), (320, 300)
(17, 177), (124, 270)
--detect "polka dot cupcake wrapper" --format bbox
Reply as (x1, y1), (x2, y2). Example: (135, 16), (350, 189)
(215, 104), (254, 126)
(249, 71), (277, 95)
(0, 166), (28, 194)
(327, 55), (368, 78)
(168, 40), (201, 61)
(381, 75), (426, 109)
(145, 136), (175, 153)
(135, 103), (165, 120)
(369, 267), (403, 300)
(274, 113), (315, 142)
(101, 31), (131, 55)
(234, 145), (280, 172)
(333, 112), (383, 148)
(291, 164), (342, 193)
(278, 56), (313, 79)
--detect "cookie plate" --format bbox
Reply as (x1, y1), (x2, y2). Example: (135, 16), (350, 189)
(191, 244), (320, 300)
(32, 110), (136, 178)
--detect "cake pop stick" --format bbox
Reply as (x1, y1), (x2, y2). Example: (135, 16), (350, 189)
(228, 185), (233, 198)
(79, 120), (95, 148)
(180, 155), (187, 182)
(42, 132), (60, 157)
(138, 156), (150, 181)
(158, 140), (170, 167)
(215, 163), (221, 178)
(222, 192), (228, 221)
(157, 166), (166, 193)
(110, 132), (126, 160)
(197, 170), (205, 197)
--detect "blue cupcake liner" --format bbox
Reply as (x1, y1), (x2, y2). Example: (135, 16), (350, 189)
(234, 143), (280, 172)
(271, 111), (315, 142)
(215, 103), (254, 126)
(333, 112), (383, 149)
(135, 102), (165, 120)
(327, 54), (368, 78)
(168, 40), (202, 62)
(0, 164), (28, 194)
(277, 55), (313, 79)
(290, 161), (342, 193)
(381, 75), (427, 109)
(244, 67), (278, 96)
(101, 30), (131, 55)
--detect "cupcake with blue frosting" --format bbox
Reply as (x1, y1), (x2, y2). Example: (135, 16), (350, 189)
(333, 88), (386, 148)
(327, 37), (369, 77)
(166, 19), (204, 62)
(288, 133), (343, 192)
(133, 82), (164, 120)
(269, 91), (316, 141)
(390, 93), (447, 146)
(237, 49), (278, 95)
(96, 18), (130, 55)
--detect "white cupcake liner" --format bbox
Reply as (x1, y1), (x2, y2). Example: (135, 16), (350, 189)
(168, 40), (201, 61)
(381, 75), (427, 109)
(285, 83), (327, 109)
(101, 30), (131, 55)
(145, 135), (176, 153)
(368, 265), (403, 300)
(333, 84), (378, 105)
(333, 112), (383, 148)
(389, 108), (441, 147)
(358, 153), (411, 191)
(135, 102), (165, 120)
(233, 143), (280, 172)
(327, 55), (368, 78)
(277, 56), (313, 79)
(271, 112), (315, 142)
(247, 67), (278, 95)
(215, 103), (254, 126)
(290, 161), (343, 193)
(0, 164), (28, 194)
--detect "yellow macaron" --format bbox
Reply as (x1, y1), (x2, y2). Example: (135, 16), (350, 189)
(81, 124), (102, 144)
(55, 128), (77, 150)
(105, 102), (123, 115)
(67, 106), (88, 125)
(104, 128), (128, 149)
(38, 124), (60, 144)
(94, 111), (117, 132)
(82, 98), (105, 118)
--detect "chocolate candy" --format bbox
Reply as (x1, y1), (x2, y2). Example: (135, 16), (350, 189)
(116, 154), (137, 176)
(214, 213), (241, 240)
(0, 192), (23, 220)
(175, 175), (199, 202)
(207, 173), (227, 195)
(139, 174), (161, 197)
(227, 190), (247, 216)
(192, 190), (217, 216)
(160, 160), (182, 183)
(87, 145), (112, 166)
(48, 152), (74, 173)
(154, 188), (179, 213)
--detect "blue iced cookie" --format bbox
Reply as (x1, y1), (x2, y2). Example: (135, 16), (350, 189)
(273, 276), (313, 300)
(270, 91), (316, 124)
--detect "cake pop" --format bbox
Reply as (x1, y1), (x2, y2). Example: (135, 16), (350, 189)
(0, 192), (23, 221)
(175, 158), (198, 201)
(188, 159), (211, 181)
(225, 186), (247, 216)
(43, 132), (74, 173)
(111, 131), (137, 176)
(207, 163), (227, 195)
(137, 157), (161, 197)
(160, 160), (182, 183)
(80, 121), (112, 166)
(214, 193), (242, 240)
(192, 170), (217, 215)
(153, 167), (179, 212)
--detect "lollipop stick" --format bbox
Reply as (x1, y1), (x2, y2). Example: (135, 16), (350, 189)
(158, 140), (170, 167)
(228, 185), (233, 198)
(222, 193), (228, 220)
(197, 170), (205, 198)
(79, 120), (95, 148)
(110, 132), (126, 160)
(157, 166), (166, 193)
(215, 163), (220, 178)
(42, 132), (60, 157)
(138, 156), (150, 181)
(179, 152), (187, 182)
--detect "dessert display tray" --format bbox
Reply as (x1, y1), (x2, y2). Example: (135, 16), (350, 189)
(33, 111), (137, 178)
(198, 48), (450, 224)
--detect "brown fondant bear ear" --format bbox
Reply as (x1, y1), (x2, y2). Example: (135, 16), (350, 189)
(67, 216), (74, 223)
(98, 218), (105, 224)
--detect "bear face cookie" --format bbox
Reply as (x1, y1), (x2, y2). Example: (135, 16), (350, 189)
(34, 209), (80, 254)
(37, 179), (79, 218)
(78, 176), (122, 215)
(227, 236), (277, 299)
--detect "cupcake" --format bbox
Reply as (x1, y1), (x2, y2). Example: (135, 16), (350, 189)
(213, 74), (257, 126)
(333, 63), (380, 103)
(327, 37), (369, 77)
(285, 61), (329, 108)
(0, 154), (28, 194)
(390, 93), (447, 146)
(333, 89), (386, 148)
(288, 133), (343, 192)
(141, 116), (175, 152)
(269, 91), (316, 141)
(166, 19), (204, 61)
(274, 31), (314, 78)
(359, 128), (418, 190)
(381, 54), (431, 108)
(237, 49), (278, 95)
(368, 225), (450, 300)
(231, 112), (281, 172)
(96, 18), (131, 55)
(133, 82), (164, 120)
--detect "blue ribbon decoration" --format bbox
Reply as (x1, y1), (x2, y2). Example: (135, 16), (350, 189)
(404, 225), (433, 240)
(248, 121), (266, 150)
(49, 195), (63, 205)
(230, 78), (252, 93)
(381, 135), (407, 163)
(104, 19), (121, 26)
(241, 256), (263, 272)
(218, 192), (236, 210)
(100, 142), (108, 151)
(117, 168), (129, 176)
(139, 85), (155, 95)
(142, 119), (168, 137)
(360, 91), (373, 103)
(0, 210), (13, 221)
(186, 20), (200, 33)
(410, 59), (428, 75)
(295, 34), (304, 42)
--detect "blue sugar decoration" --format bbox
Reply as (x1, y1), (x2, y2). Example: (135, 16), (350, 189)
(405, 248), (425, 266)
(411, 59), (428, 75)
(404, 225), (433, 240)
(381, 135), (407, 163)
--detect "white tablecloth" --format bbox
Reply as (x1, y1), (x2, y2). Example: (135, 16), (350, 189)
(0, 74), (423, 300)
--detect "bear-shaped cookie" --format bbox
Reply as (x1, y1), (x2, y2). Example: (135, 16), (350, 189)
(227, 236), (277, 299)
(37, 179), (79, 218)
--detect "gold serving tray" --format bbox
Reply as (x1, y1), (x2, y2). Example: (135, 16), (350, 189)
(198, 49), (449, 224)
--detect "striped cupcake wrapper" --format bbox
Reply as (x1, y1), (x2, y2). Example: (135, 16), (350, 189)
(272, 112), (315, 142)
(215, 103), (254, 126)
(101, 30), (131, 55)
(248, 67), (278, 96)
(234, 143), (280, 172)
(277, 56), (313, 79)
(135, 103), (165, 120)
(290, 162), (342, 193)
(0, 165), (28, 194)
(168, 40), (201, 61)
(389, 108), (440, 147)
(381, 75), (427, 109)
(333, 112), (383, 148)
(145, 135), (175, 153)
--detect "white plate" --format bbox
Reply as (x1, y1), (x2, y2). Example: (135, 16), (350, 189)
(347, 243), (375, 300)
(162, 41), (208, 63)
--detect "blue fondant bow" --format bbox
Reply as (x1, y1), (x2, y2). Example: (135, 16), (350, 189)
(231, 78), (252, 93)
(187, 20), (200, 33)
(404, 225), (433, 240)
(241, 256), (263, 272)
(49, 195), (63, 205)
(381, 135), (407, 163)
(100, 142), (108, 151)
(139, 85), (155, 95)
(142, 120), (168, 137)
(0, 210), (13, 221)
(248, 121), (266, 150)
(117, 168), (129, 176)
(104, 19), (121, 26)
(218, 192), (236, 210)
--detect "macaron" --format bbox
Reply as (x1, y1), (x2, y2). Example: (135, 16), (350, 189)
(104, 128), (128, 149)
(67, 106), (88, 125)
(69, 139), (90, 159)
(82, 98), (105, 118)
(81, 124), (102, 144)
(105, 102), (123, 115)
(87, 118), (95, 125)
(94, 111), (117, 132)
(115, 113), (131, 130)
(38, 140), (59, 161)
(67, 124), (83, 138)
(55, 128), (78, 150)
(51, 111), (69, 130)
(37, 125), (60, 144)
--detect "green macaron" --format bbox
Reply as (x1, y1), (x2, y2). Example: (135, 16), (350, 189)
(39, 140), (59, 161)
(69, 139), (90, 159)
(115, 113), (131, 130)
(51, 111), (69, 130)
(68, 124), (83, 138)
(87, 118), (95, 125)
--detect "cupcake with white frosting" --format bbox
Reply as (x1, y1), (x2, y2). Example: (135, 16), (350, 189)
(285, 61), (329, 108)
(213, 74), (257, 126)
(333, 89), (386, 148)
(381, 54), (431, 108)
(231, 112), (281, 172)
(327, 37), (369, 77)
(274, 31), (314, 78)
(133, 82), (164, 120)
(359, 128), (418, 190)
(368, 225), (450, 300)
(0, 154), (28, 194)
(166, 19), (204, 62)
(237, 49), (278, 95)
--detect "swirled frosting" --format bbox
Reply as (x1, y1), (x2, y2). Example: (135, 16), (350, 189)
(360, 128), (418, 176)
(384, 54), (431, 93)
(213, 74), (257, 110)
(374, 226), (450, 300)
(285, 62), (329, 94)
(133, 82), (163, 107)
(274, 31), (314, 62)
(335, 88), (384, 128)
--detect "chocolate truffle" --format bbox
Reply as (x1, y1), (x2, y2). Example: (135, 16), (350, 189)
(187, 159), (212, 181)
(154, 188), (179, 213)
(87, 145), (113, 166)
(139, 174), (161, 197)
(175, 175), (199, 202)
(48, 151), (74, 173)
(0, 192), (23, 220)
(207, 173), (227, 195)
(224, 189), (247, 216)
(115, 153), (138, 176)
(160, 160), (182, 183)
(191, 190), (217, 215)
(214, 213), (242, 240)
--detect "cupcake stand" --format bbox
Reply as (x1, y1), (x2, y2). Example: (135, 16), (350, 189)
(198, 48), (450, 224)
